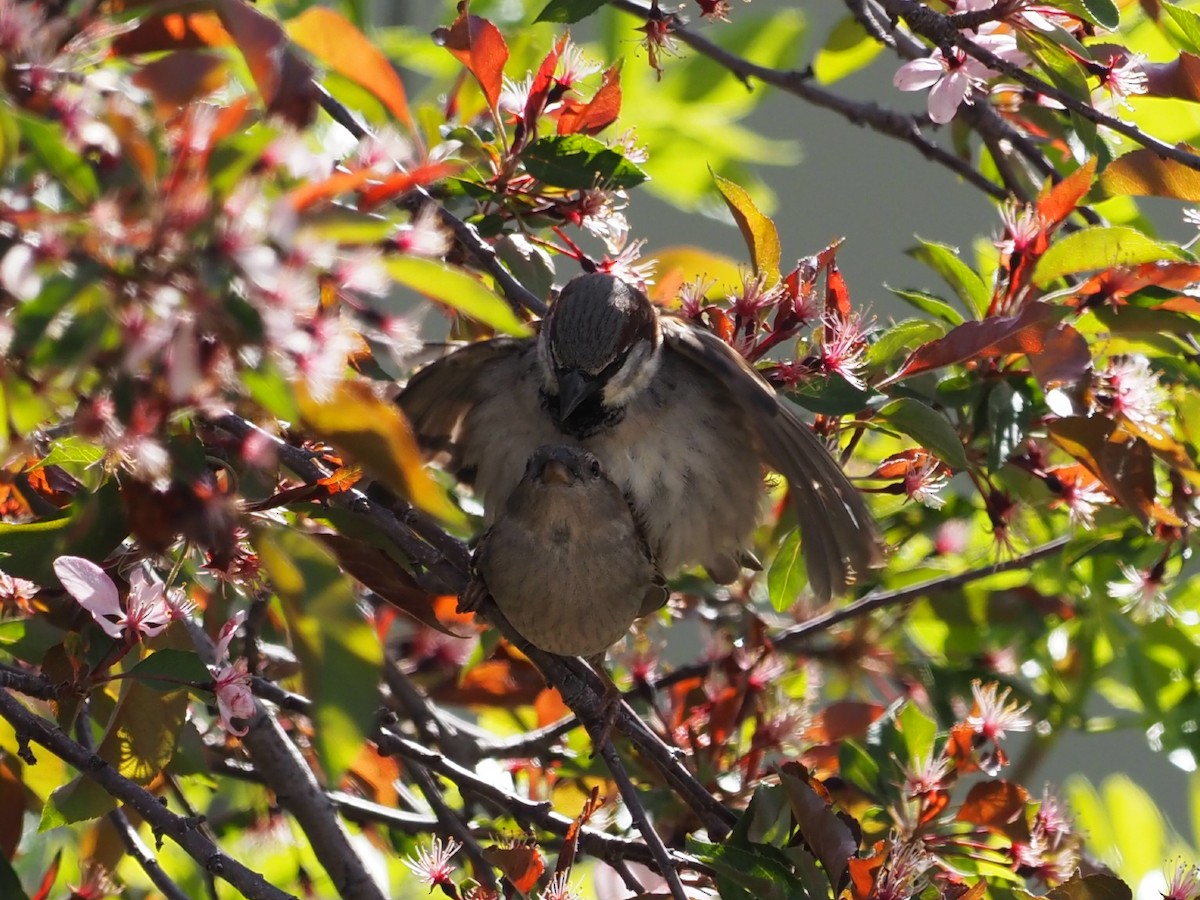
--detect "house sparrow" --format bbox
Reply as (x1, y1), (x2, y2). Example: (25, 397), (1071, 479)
(400, 272), (883, 600)
(464, 443), (667, 659)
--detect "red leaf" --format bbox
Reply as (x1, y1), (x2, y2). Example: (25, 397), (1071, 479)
(824, 258), (852, 320)
(780, 762), (859, 894)
(433, 4), (509, 110)
(1143, 53), (1200, 102)
(526, 34), (566, 135)
(357, 162), (456, 211)
(482, 846), (545, 894)
(1037, 158), (1097, 228)
(847, 843), (886, 900)
(557, 787), (604, 877)
(287, 7), (414, 132)
(215, 0), (317, 128)
(1047, 416), (1166, 524)
(131, 50), (228, 113)
(883, 301), (1065, 384)
(0, 757), (24, 858)
(557, 60), (623, 135)
(956, 779), (1030, 842)
(868, 448), (938, 481)
(311, 533), (469, 637)
(111, 11), (231, 55)
(804, 701), (884, 743)
(1028, 323), (1091, 392)
(30, 849), (61, 900)
(1073, 261), (1200, 308)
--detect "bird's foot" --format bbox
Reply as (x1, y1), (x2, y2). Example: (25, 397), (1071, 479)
(586, 654), (623, 756)
(458, 578), (488, 615)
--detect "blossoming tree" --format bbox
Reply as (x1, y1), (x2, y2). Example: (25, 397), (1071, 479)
(0, 0), (1198, 897)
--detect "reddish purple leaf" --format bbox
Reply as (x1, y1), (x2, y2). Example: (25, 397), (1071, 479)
(433, 6), (509, 110)
(883, 301), (1065, 384)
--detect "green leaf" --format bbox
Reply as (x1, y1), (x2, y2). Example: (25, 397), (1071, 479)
(787, 376), (875, 416)
(866, 319), (948, 370)
(1019, 30), (1097, 149)
(96, 677), (189, 784)
(838, 739), (882, 796)
(243, 362), (301, 422)
(534, 0), (608, 23)
(687, 839), (812, 900)
(522, 134), (648, 190)
(896, 702), (938, 763)
(16, 112), (99, 205)
(713, 171), (782, 284)
(385, 257), (532, 337)
(42, 775), (116, 828)
(255, 528), (384, 781)
(37, 437), (105, 469)
(766, 529), (806, 612)
(1033, 227), (1186, 286)
(128, 649), (212, 693)
(887, 287), (965, 326)
(879, 398), (969, 470)
(813, 16), (884, 84)
(906, 239), (990, 318)
(1053, 0), (1120, 29)
(1164, 2), (1200, 54)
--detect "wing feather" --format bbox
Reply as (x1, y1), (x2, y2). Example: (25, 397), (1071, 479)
(661, 318), (883, 600)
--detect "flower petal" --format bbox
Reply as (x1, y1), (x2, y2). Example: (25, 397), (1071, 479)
(928, 70), (971, 124)
(53, 556), (125, 638)
(893, 57), (945, 91)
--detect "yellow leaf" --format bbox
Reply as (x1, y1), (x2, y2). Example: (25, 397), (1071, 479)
(287, 7), (414, 132)
(297, 380), (466, 529)
(1097, 147), (1200, 202)
(712, 171), (781, 286)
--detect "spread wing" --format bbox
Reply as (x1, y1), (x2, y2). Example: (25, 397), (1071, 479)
(660, 317), (883, 601)
(397, 338), (530, 479)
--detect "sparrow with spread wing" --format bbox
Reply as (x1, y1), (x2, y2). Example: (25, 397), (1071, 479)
(401, 272), (883, 601)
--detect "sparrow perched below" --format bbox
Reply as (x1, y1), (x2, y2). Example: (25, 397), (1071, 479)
(464, 443), (667, 658)
(401, 272), (883, 600)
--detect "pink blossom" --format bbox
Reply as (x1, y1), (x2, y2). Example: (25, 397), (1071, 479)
(818, 310), (871, 389)
(393, 206), (450, 258)
(677, 275), (716, 319)
(893, 24), (1028, 124)
(934, 519), (970, 556)
(995, 200), (1043, 256)
(730, 272), (785, 321)
(873, 840), (935, 900)
(598, 233), (655, 290)
(1095, 52), (1148, 111)
(903, 751), (952, 796)
(1107, 561), (1172, 623)
(403, 836), (462, 889)
(556, 41), (601, 90)
(53, 557), (173, 641)
(966, 679), (1031, 742)
(1163, 859), (1200, 900)
(1100, 355), (1169, 429)
(0, 243), (39, 301)
(0, 569), (39, 614)
(214, 610), (247, 662)
(539, 871), (582, 900)
(904, 456), (949, 509)
(212, 658), (255, 736)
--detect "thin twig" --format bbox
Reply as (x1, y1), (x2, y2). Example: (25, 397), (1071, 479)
(588, 729), (686, 900)
(407, 761), (499, 891)
(609, 0), (1006, 200)
(878, 0), (1200, 171)
(375, 728), (714, 877)
(186, 620), (389, 900)
(109, 808), (193, 900)
(309, 83), (547, 316)
(0, 689), (296, 900)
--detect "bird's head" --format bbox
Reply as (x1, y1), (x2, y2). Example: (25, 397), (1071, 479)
(538, 273), (662, 425)
(524, 443), (603, 488)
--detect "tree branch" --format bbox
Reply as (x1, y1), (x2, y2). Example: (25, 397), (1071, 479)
(878, 0), (1200, 172)
(609, 0), (1006, 200)
(0, 689), (295, 900)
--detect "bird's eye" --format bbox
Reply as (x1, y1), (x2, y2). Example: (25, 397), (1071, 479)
(590, 459), (601, 478)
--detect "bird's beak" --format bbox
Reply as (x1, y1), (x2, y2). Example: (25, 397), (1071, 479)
(556, 368), (599, 422)
(539, 459), (573, 486)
